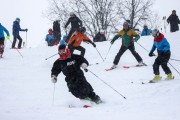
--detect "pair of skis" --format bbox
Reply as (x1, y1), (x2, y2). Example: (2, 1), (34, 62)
(105, 63), (147, 71)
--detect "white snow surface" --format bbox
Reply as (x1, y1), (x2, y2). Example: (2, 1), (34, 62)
(0, 31), (180, 120)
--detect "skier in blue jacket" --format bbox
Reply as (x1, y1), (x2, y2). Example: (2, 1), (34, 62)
(141, 25), (152, 36)
(0, 23), (10, 57)
(149, 29), (174, 83)
(12, 18), (28, 49)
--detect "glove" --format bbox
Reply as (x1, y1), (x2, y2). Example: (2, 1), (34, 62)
(133, 38), (138, 42)
(149, 52), (156, 57)
(110, 40), (114, 44)
(92, 42), (96, 47)
(81, 63), (88, 72)
(6, 36), (10, 40)
(25, 29), (28, 32)
(51, 75), (57, 83)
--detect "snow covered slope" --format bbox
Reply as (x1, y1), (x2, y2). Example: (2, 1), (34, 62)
(0, 31), (180, 120)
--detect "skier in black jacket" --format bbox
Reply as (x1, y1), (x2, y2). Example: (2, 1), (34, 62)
(65, 12), (82, 42)
(51, 44), (102, 104)
(167, 10), (180, 32)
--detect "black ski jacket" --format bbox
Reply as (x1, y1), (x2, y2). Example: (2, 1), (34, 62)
(65, 16), (82, 29)
(167, 14), (180, 32)
(51, 54), (89, 83)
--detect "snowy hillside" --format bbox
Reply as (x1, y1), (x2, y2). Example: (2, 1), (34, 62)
(0, 31), (180, 120)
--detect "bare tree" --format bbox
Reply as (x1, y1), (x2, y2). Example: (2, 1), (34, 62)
(44, 0), (120, 39)
(117, 0), (155, 29)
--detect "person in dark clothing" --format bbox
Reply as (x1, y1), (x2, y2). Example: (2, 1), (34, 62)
(51, 44), (102, 104)
(12, 18), (28, 49)
(53, 20), (61, 45)
(110, 22), (145, 69)
(167, 10), (180, 32)
(65, 12), (82, 42)
(93, 30), (107, 42)
(0, 23), (10, 57)
(67, 27), (96, 57)
(149, 29), (174, 83)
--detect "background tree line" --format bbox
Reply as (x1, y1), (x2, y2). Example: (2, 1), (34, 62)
(44, 0), (159, 40)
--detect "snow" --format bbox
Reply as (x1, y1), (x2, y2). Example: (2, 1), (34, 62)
(1, 30), (180, 120)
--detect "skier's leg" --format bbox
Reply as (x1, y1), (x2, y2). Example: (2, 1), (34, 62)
(17, 35), (23, 48)
(113, 46), (127, 65)
(160, 51), (172, 74)
(76, 46), (85, 56)
(66, 28), (76, 42)
(153, 56), (161, 75)
(68, 44), (75, 54)
(128, 45), (143, 62)
(12, 36), (17, 48)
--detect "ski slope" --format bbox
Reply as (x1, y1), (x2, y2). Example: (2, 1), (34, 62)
(0, 31), (180, 120)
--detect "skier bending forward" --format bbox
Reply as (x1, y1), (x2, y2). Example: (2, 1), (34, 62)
(51, 44), (102, 104)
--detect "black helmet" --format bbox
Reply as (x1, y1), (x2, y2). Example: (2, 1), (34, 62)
(79, 27), (86, 33)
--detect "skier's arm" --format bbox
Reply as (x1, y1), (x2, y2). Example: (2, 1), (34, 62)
(110, 34), (121, 44)
(2, 26), (10, 36)
(51, 59), (62, 77)
(149, 43), (156, 54)
(83, 35), (96, 47)
(65, 18), (70, 28)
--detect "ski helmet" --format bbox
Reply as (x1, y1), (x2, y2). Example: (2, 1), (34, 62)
(70, 12), (75, 17)
(152, 29), (160, 37)
(79, 27), (86, 33)
(16, 18), (20, 22)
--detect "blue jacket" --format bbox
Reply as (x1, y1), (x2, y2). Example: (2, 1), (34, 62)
(45, 34), (54, 41)
(12, 21), (26, 36)
(0, 23), (10, 38)
(59, 35), (67, 45)
(150, 33), (170, 54)
(141, 28), (152, 36)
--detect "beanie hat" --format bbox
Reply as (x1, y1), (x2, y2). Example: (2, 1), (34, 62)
(58, 44), (66, 50)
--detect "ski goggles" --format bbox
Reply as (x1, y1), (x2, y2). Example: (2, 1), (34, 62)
(58, 49), (67, 55)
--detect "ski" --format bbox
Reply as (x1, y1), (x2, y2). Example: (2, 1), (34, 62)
(123, 63), (147, 68)
(89, 63), (99, 66)
(105, 67), (115, 71)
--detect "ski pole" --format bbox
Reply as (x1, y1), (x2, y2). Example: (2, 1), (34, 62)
(168, 62), (180, 75)
(135, 42), (180, 62)
(88, 69), (126, 99)
(45, 53), (58, 60)
(9, 40), (23, 58)
(135, 41), (149, 52)
(52, 83), (56, 106)
(170, 58), (180, 62)
(95, 47), (104, 62)
(26, 31), (27, 48)
(104, 44), (112, 60)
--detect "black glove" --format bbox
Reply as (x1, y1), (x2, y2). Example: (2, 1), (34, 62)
(25, 29), (28, 32)
(51, 75), (57, 83)
(84, 69), (88, 72)
(110, 40), (114, 44)
(133, 38), (138, 42)
(92, 43), (96, 47)
(149, 52), (156, 57)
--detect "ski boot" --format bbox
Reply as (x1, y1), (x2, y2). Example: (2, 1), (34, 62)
(111, 64), (117, 69)
(165, 73), (174, 80)
(149, 75), (162, 83)
(91, 95), (103, 104)
(136, 61), (147, 67)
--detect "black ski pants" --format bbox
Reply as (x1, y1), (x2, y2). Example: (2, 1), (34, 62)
(68, 45), (86, 57)
(66, 28), (78, 42)
(113, 45), (142, 65)
(0, 37), (5, 54)
(12, 35), (23, 48)
(153, 50), (171, 75)
(66, 75), (96, 100)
